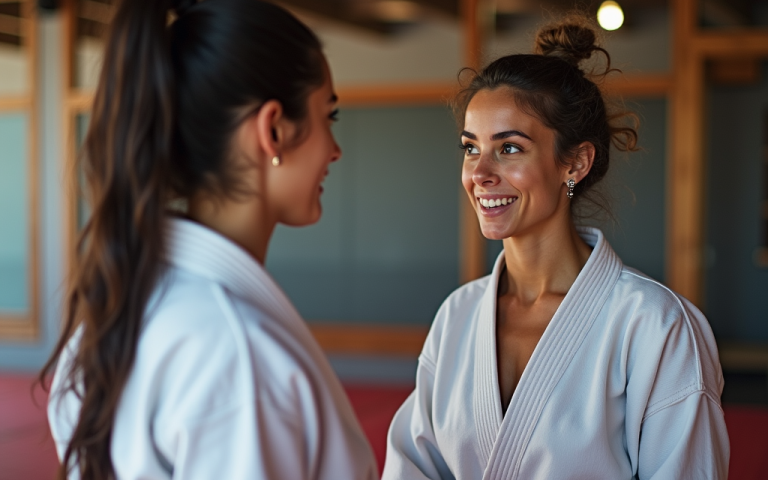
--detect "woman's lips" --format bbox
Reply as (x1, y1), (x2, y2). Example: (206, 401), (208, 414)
(476, 195), (518, 217)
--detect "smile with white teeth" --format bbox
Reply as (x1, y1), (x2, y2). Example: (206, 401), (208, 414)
(478, 197), (517, 208)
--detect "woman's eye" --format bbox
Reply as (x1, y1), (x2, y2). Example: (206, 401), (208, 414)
(460, 143), (480, 155)
(329, 108), (339, 122)
(502, 143), (520, 154)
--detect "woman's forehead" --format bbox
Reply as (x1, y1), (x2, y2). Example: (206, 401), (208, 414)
(464, 89), (545, 136)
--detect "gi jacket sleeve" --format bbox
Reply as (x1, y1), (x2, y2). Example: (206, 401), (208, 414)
(383, 303), (454, 480)
(144, 286), (377, 480)
(624, 288), (730, 479)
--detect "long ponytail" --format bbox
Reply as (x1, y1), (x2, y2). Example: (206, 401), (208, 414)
(40, 0), (325, 477)
(42, 1), (181, 478)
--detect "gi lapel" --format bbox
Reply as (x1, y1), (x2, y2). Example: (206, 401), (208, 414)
(164, 217), (303, 327)
(482, 228), (623, 480)
(473, 254), (506, 464)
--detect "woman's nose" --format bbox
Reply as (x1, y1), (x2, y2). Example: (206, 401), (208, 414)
(472, 154), (499, 187)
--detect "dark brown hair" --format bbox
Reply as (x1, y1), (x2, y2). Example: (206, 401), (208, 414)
(453, 14), (638, 214)
(39, 0), (324, 478)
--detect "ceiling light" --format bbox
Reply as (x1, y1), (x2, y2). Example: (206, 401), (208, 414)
(597, 1), (624, 31)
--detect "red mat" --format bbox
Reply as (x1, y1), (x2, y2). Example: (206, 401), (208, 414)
(1, 374), (765, 479)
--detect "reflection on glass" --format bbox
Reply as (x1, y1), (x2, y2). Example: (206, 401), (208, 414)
(0, 0), (29, 96)
(76, 113), (90, 230)
(75, 0), (113, 89)
(699, 0), (768, 29)
(0, 113), (29, 313)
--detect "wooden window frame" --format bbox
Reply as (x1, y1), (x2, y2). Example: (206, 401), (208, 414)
(668, 0), (768, 306)
(69, 0), (759, 354)
(0, 0), (39, 341)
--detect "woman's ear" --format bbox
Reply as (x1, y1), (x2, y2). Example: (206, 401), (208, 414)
(566, 141), (596, 184)
(251, 99), (286, 160)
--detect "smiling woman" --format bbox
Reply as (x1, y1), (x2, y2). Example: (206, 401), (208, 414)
(383, 13), (730, 480)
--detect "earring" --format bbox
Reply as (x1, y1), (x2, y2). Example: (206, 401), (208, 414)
(271, 155), (281, 167)
(566, 178), (575, 199)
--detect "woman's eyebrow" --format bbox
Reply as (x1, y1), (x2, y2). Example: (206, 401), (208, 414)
(491, 130), (532, 141)
(460, 130), (532, 141)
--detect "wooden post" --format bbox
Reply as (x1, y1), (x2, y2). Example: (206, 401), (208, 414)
(459, 0), (487, 284)
(668, 0), (705, 305)
(0, 0), (39, 340)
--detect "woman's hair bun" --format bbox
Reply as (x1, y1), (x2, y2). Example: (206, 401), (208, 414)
(534, 17), (602, 66)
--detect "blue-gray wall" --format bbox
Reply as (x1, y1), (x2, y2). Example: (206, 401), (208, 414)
(0, 113), (30, 312)
(704, 63), (768, 341)
(266, 106), (462, 325)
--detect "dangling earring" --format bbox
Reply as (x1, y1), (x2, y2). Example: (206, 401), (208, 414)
(271, 155), (281, 167)
(566, 178), (575, 199)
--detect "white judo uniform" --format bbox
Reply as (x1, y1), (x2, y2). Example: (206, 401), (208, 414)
(383, 227), (729, 480)
(49, 218), (378, 480)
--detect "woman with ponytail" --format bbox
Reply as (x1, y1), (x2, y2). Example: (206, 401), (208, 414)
(42, 0), (377, 478)
(383, 15), (729, 480)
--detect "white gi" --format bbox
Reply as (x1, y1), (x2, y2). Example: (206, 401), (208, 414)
(49, 218), (378, 480)
(383, 227), (729, 479)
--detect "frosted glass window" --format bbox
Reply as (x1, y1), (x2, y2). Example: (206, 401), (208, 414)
(0, 113), (29, 313)
(0, 2), (29, 96)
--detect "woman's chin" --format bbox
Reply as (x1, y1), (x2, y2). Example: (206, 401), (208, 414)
(284, 205), (322, 227)
(480, 225), (511, 241)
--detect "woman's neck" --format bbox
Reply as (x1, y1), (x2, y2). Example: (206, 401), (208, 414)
(500, 219), (592, 304)
(187, 194), (276, 265)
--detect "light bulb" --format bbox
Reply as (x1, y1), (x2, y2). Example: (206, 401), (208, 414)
(597, 1), (624, 31)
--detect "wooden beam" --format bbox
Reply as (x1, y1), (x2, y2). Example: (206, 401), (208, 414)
(708, 57), (761, 85)
(718, 342), (768, 372)
(65, 89), (93, 111)
(78, 0), (111, 25)
(0, 13), (24, 37)
(0, 96), (31, 110)
(337, 82), (456, 106)
(308, 323), (428, 356)
(668, 0), (705, 305)
(459, 0), (487, 284)
(62, 0), (82, 295)
(279, 0), (391, 35)
(25, 0), (39, 342)
(603, 74), (672, 98)
(694, 30), (768, 58)
(0, 316), (37, 341)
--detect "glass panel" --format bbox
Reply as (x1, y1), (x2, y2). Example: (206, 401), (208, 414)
(0, 112), (29, 313)
(0, 0), (30, 96)
(705, 60), (768, 341)
(267, 106), (461, 325)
